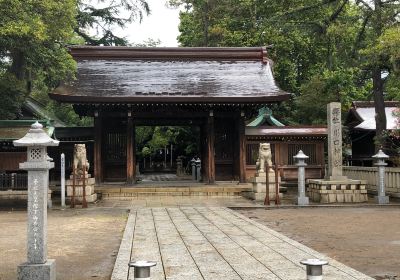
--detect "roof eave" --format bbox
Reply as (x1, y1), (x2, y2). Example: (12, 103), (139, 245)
(49, 92), (291, 104)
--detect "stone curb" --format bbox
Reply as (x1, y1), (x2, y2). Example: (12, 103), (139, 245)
(111, 210), (136, 280)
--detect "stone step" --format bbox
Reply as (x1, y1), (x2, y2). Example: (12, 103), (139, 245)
(66, 193), (97, 203)
(66, 178), (95, 186)
(97, 185), (252, 198)
(69, 173), (92, 179)
(67, 185), (95, 196)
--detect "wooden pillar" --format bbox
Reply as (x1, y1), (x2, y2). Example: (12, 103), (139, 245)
(200, 124), (206, 181)
(126, 111), (136, 185)
(94, 110), (102, 185)
(207, 111), (215, 184)
(239, 112), (246, 183)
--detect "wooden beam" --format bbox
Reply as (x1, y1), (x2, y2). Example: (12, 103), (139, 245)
(126, 111), (136, 185)
(200, 124), (206, 181)
(239, 112), (246, 183)
(207, 112), (215, 184)
(94, 110), (102, 185)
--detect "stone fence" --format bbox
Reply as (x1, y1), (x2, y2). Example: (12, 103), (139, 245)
(343, 166), (400, 197)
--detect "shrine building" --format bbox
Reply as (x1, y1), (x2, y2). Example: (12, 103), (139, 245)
(49, 46), (292, 185)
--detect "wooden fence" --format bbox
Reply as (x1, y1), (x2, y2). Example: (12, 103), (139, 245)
(0, 173), (28, 191)
(343, 166), (400, 197)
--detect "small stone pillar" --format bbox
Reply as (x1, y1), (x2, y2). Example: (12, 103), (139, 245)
(61, 153), (65, 208)
(191, 158), (196, 181)
(372, 149), (390, 204)
(195, 158), (201, 182)
(13, 122), (59, 280)
(294, 150), (309, 206)
(176, 157), (183, 176)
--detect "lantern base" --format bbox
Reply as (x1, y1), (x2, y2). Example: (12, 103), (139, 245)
(374, 195), (389, 204)
(296, 196), (309, 206)
(18, 259), (56, 280)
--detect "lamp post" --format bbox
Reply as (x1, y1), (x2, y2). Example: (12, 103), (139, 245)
(14, 122), (59, 280)
(61, 153), (65, 208)
(191, 158), (196, 181)
(372, 149), (389, 204)
(294, 150), (309, 206)
(195, 158), (201, 182)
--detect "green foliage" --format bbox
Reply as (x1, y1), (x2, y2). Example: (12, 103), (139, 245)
(131, 38), (161, 47)
(172, 0), (400, 128)
(136, 126), (199, 161)
(0, 0), (152, 124)
(0, 0), (77, 121)
(76, 0), (150, 46)
(0, 73), (27, 119)
(295, 68), (371, 124)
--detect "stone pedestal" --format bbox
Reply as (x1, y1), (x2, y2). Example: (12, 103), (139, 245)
(18, 259), (56, 280)
(375, 195), (389, 204)
(244, 171), (281, 201)
(297, 196), (309, 205)
(307, 179), (368, 203)
(66, 175), (97, 203)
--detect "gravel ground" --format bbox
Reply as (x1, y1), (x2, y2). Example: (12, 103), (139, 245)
(0, 206), (127, 280)
(237, 207), (400, 280)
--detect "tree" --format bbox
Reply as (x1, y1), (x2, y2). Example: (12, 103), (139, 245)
(172, 0), (400, 147)
(76, 0), (150, 46)
(0, 0), (77, 119)
(136, 126), (200, 164)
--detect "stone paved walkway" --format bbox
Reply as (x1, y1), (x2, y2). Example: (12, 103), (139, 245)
(112, 207), (373, 280)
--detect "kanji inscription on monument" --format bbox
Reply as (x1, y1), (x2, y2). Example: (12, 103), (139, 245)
(327, 102), (347, 180)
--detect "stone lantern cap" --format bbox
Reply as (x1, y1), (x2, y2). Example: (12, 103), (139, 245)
(129, 261), (157, 268)
(300, 259), (328, 266)
(372, 149), (389, 160)
(13, 121), (59, 147)
(293, 150), (309, 160)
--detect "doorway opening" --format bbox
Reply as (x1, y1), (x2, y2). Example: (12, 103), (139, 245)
(136, 126), (200, 182)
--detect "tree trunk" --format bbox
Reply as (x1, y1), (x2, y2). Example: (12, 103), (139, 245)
(372, 66), (387, 151)
(10, 50), (26, 80)
(372, 0), (387, 152)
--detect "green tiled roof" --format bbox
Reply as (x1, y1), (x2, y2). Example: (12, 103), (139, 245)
(0, 120), (54, 141)
(246, 107), (285, 127)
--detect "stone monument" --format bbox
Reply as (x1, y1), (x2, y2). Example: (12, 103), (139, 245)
(244, 143), (281, 201)
(14, 122), (59, 280)
(66, 144), (97, 205)
(327, 102), (347, 180)
(307, 103), (367, 203)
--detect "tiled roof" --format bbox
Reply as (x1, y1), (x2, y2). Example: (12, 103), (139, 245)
(50, 46), (290, 104)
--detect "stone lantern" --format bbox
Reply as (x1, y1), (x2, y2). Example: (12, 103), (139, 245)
(14, 121), (59, 280)
(191, 158), (196, 180)
(372, 149), (389, 204)
(195, 158), (201, 182)
(294, 150), (309, 206)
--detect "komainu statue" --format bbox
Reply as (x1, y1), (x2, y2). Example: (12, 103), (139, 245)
(256, 143), (272, 174)
(73, 144), (90, 175)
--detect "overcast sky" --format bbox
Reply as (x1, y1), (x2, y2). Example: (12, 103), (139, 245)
(113, 0), (181, 47)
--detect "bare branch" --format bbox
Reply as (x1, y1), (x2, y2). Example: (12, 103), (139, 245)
(352, 12), (372, 56)
(326, 0), (350, 24)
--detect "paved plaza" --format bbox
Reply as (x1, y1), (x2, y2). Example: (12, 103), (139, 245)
(112, 207), (373, 280)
